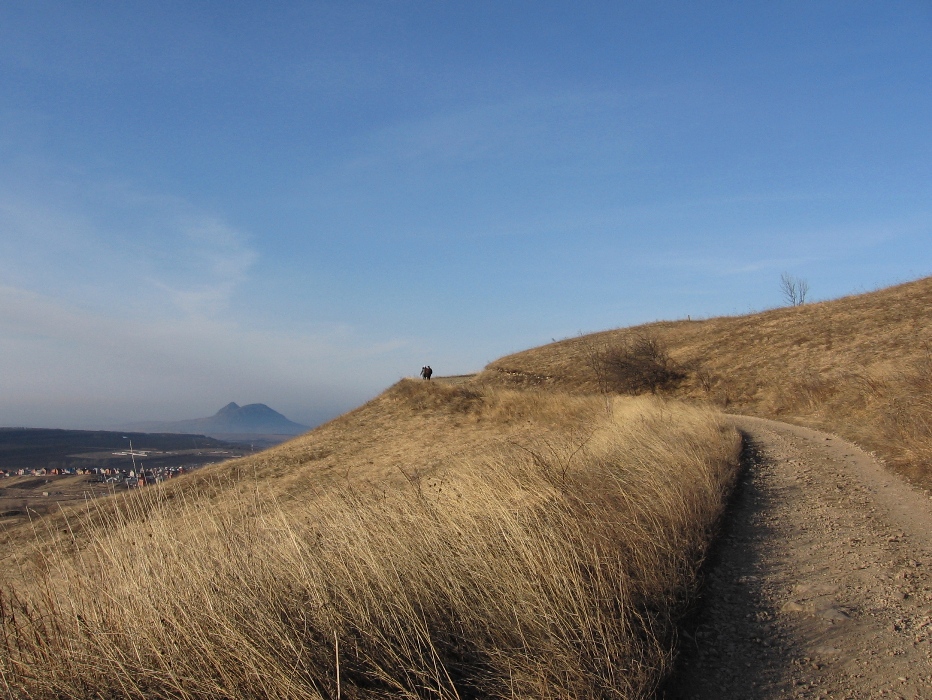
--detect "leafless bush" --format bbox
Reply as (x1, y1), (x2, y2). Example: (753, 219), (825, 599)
(694, 367), (716, 394)
(578, 335), (612, 395)
(595, 334), (688, 395)
(780, 273), (810, 306)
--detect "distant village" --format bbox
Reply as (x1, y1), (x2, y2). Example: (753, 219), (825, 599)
(0, 448), (245, 488)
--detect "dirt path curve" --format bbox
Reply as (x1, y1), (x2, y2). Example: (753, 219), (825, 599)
(664, 416), (932, 699)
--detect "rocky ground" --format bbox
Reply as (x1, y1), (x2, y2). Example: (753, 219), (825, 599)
(664, 416), (932, 700)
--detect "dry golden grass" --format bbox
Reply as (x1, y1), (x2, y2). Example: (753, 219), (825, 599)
(0, 383), (597, 558)
(483, 276), (932, 487)
(1, 381), (739, 699)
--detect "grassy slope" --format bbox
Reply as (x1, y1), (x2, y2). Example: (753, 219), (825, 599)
(13, 275), (924, 697)
(484, 275), (932, 486)
(2, 381), (740, 699)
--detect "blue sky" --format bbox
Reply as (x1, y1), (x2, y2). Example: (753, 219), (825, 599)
(1, 2), (930, 429)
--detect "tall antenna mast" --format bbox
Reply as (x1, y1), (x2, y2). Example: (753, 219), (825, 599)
(129, 438), (138, 475)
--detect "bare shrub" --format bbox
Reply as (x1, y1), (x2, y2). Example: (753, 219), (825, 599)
(694, 367), (716, 394)
(595, 334), (688, 395)
(579, 335), (612, 395)
(780, 273), (810, 306)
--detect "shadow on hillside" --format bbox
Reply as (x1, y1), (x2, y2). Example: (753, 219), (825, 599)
(660, 433), (796, 699)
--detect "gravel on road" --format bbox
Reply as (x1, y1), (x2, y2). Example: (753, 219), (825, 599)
(664, 416), (932, 700)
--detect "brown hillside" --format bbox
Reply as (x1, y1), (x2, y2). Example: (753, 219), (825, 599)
(2, 381), (740, 699)
(483, 275), (932, 486)
(0, 382), (617, 554)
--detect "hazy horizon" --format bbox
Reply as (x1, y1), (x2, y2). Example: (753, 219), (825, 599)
(1, 398), (322, 433)
(1, 3), (929, 430)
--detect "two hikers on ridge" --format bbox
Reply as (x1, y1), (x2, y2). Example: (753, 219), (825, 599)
(420, 366), (433, 380)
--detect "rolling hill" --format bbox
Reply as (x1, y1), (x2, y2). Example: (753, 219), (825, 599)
(482, 275), (932, 487)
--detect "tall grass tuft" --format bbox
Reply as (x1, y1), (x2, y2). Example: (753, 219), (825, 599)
(2, 394), (739, 699)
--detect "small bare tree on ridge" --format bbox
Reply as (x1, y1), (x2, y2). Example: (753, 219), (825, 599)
(780, 273), (809, 306)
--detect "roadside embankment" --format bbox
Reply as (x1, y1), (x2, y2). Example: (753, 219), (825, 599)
(1, 381), (739, 699)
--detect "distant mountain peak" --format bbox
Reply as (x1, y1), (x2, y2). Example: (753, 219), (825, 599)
(237, 403), (279, 417)
(126, 402), (309, 437)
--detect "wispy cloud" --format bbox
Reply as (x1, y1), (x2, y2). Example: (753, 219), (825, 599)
(149, 215), (258, 317)
(0, 167), (258, 320)
(346, 89), (640, 172)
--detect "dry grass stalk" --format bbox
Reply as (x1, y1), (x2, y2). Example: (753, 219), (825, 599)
(1, 384), (739, 699)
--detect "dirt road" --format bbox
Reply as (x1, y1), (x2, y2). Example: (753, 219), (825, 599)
(665, 416), (932, 699)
